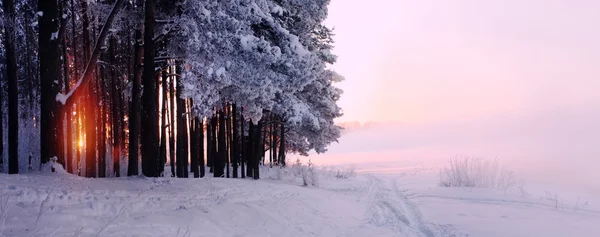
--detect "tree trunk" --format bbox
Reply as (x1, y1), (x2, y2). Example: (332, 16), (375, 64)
(66, 0), (78, 174)
(191, 115), (200, 178)
(127, 25), (143, 176)
(4, 0), (19, 174)
(85, 84), (97, 178)
(141, 0), (159, 177)
(279, 121), (286, 167)
(218, 110), (227, 178)
(225, 105), (230, 178)
(109, 36), (120, 177)
(159, 70), (168, 176)
(176, 72), (188, 178)
(183, 99), (189, 178)
(199, 117), (205, 177)
(211, 115), (220, 177)
(240, 110), (245, 178)
(39, 0), (61, 166)
(95, 23), (106, 178)
(206, 114), (213, 173)
(247, 121), (254, 178)
(169, 68), (176, 177)
(232, 104), (239, 178)
(273, 117), (278, 166)
(254, 120), (262, 179)
(269, 114), (274, 167)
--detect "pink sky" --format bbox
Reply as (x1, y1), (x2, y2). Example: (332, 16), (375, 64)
(326, 0), (600, 124)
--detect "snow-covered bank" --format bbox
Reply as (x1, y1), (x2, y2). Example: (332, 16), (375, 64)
(2, 164), (599, 237)
(398, 169), (600, 237)
(0, 167), (436, 237)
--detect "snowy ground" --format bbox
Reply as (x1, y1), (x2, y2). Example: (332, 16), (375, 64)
(1, 162), (599, 237)
(0, 166), (435, 237)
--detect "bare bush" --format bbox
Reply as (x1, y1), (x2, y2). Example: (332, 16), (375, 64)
(438, 157), (517, 190)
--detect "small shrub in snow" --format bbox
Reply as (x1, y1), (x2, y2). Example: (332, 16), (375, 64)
(269, 159), (355, 186)
(438, 157), (517, 190)
(289, 159), (318, 186)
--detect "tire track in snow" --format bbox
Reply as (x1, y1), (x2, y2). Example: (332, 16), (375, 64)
(364, 174), (434, 237)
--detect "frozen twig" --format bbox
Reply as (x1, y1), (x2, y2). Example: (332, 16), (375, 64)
(0, 194), (11, 237)
(93, 207), (126, 237)
(32, 189), (54, 231)
(175, 226), (191, 237)
(71, 227), (84, 237)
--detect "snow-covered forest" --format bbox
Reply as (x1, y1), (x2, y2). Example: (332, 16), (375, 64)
(0, 0), (343, 178)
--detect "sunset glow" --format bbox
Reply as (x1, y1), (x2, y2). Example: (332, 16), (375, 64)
(326, 0), (600, 124)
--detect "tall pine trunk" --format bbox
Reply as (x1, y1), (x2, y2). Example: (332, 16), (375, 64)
(240, 110), (245, 178)
(199, 117), (205, 177)
(218, 110), (226, 178)
(66, 0), (78, 174)
(254, 120), (262, 179)
(206, 115), (213, 173)
(247, 121), (254, 178)
(39, 0), (61, 166)
(141, 0), (159, 177)
(190, 115), (199, 178)
(109, 36), (121, 177)
(175, 73), (188, 178)
(232, 104), (239, 178)
(169, 68), (176, 177)
(211, 115), (220, 177)
(128, 25), (143, 176)
(279, 121), (286, 166)
(4, 0), (19, 174)
(225, 105), (230, 178)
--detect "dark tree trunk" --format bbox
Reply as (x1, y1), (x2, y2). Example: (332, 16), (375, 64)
(199, 117), (205, 177)
(39, 0), (61, 166)
(254, 120), (262, 179)
(273, 117), (278, 166)
(169, 68), (176, 177)
(141, 0), (159, 177)
(247, 121), (254, 178)
(232, 104), (239, 178)
(176, 73), (188, 178)
(76, 0), (90, 176)
(85, 84), (97, 178)
(218, 110), (226, 178)
(96, 26), (107, 178)
(240, 110), (245, 178)
(127, 25), (143, 176)
(97, 76), (106, 178)
(55, 3), (68, 170)
(211, 115), (220, 177)
(66, 0), (78, 174)
(183, 99), (190, 178)
(225, 105), (230, 178)
(190, 115), (199, 178)
(279, 121), (286, 166)
(206, 115), (213, 173)
(4, 0), (19, 174)
(75, 103), (81, 175)
(269, 114), (274, 167)
(109, 36), (122, 177)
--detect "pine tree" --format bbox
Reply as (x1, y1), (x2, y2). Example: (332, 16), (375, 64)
(141, 0), (159, 177)
(4, 0), (19, 174)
